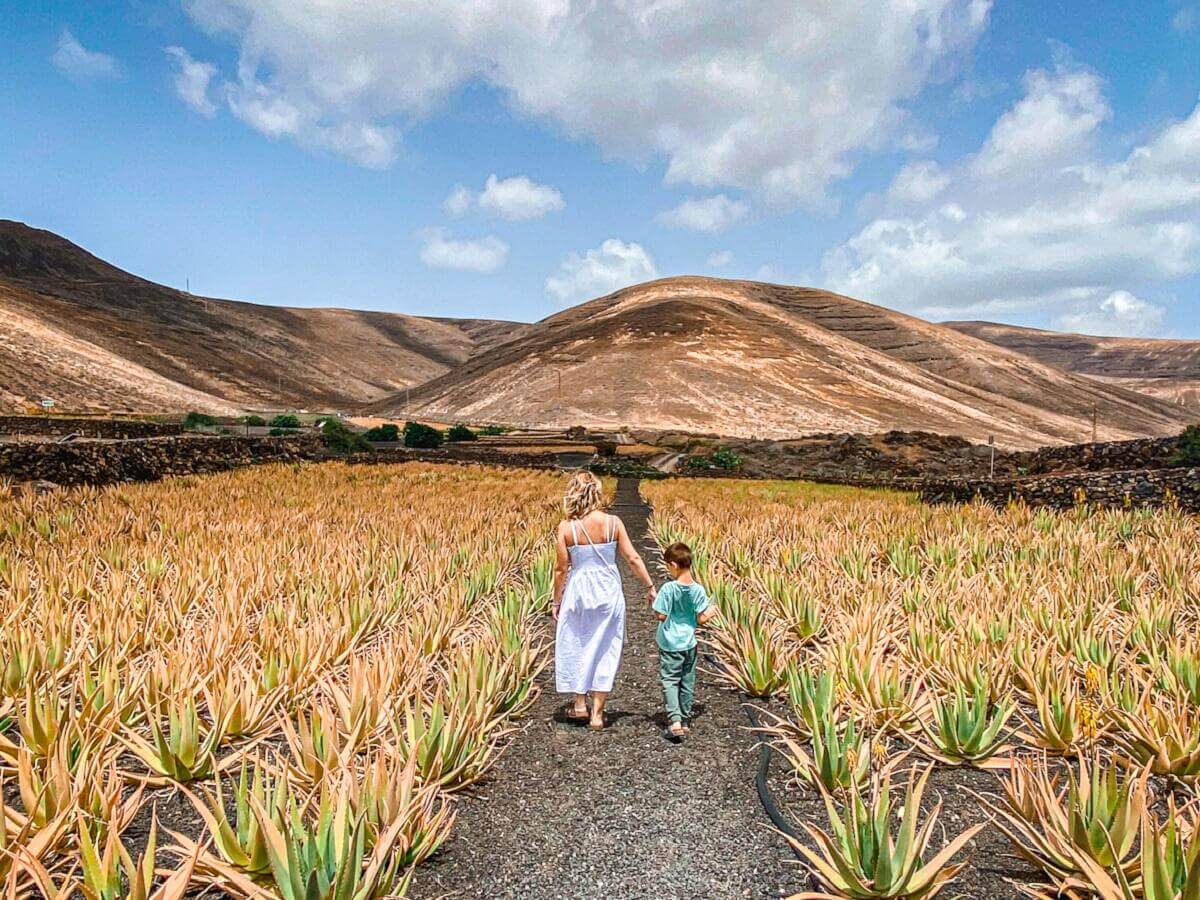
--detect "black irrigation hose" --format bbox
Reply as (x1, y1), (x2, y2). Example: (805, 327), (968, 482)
(701, 651), (805, 853)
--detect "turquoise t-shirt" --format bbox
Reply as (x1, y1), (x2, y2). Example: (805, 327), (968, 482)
(653, 580), (710, 652)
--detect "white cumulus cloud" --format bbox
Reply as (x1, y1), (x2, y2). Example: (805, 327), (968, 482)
(822, 56), (1200, 336)
(1056, 291), (1166, 337)
(179, 0), (991, 204)
(970, 61), (1109, 179)
(657, 195), (748, 233)
(165, 47), (218, 117)
(441, 175), (564, 220)
(52, 30), (120, 81)
(478, 175), (564, 221)
(418, 229), (508, 274)
(545, 239), (658, 306)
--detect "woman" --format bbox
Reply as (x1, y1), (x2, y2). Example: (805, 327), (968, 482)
(552, 472), (655, 730)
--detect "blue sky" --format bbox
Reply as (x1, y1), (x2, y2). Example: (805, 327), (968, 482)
(1, 1), (1197, 335)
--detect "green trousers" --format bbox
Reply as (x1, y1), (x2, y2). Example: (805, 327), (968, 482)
(659, 646), (698, 724)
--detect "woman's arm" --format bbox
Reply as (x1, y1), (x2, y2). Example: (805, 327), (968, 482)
(614, 517), (656, 605)
(551, 522), (570, 620)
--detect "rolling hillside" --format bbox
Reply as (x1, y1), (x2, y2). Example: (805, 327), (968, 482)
(366, 277), (1189, 448)
(947, 321), (1200, 414)
(0, 220), (522, 413)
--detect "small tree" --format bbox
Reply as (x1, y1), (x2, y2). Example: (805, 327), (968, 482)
(404, 421), (443, 449)
(270, 414), (301, 429)
(243, 414), (267, 427)
(364, 423), (400, 442)
(1173, 424), (1200, 467)
(322, 418), (371, 453)
(446, 423), (477, 442)
(183, 411), (217, 430)
(686, 446), (743, 472)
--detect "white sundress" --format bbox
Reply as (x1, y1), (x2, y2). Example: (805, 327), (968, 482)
(555, 516), (625, 694)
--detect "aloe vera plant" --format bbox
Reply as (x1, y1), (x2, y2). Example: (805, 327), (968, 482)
(391, 692), (501, 791)
(786, 665), (841, 737)
(917, 682), (1015, 767)
(249, 786), (409, 900)
(1019, 680), (1099, 754)
(787, 765), (984, 899)
(353, 750), (455, 868)
(1059, 799), (1200, 900)
(78, 810), (199, 900)
(773, 713), (873, 795)
(711, 614), (790, 697)
(183, 758), (286, 880)
(120, 695), (235, 783)
(1111, 696), (1200, 782)
(986, 753), (1150, 887)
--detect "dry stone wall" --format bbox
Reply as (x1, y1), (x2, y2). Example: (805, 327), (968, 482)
(0, 435), (322, 486)
(0, 415), (182, 439)
(1010, 435), (1181, 475)
(922, 467), (1200, 513)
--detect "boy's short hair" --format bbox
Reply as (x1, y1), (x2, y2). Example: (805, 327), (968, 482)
(663, 541), (693, 569)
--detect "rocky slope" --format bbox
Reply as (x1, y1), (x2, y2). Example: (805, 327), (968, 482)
(947, 321), (1200, 413)
(0, 220), (520, 412)
(367, 277), (1189, 448)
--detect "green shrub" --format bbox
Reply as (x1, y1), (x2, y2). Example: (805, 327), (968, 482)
(404, 421), (443, 449)
(364, 423), (401, 442)
(686, 446), (743, 472)
(183, 411), (217, 430)
(1173, 424), (1200, 466)
(243, 414), (267, 427)
(321, 418), (371, 453)
(478, 424), (512, 436)
(268, 427), (288, 437)
(270, 414), (302, 429)
(446, 423), (477, 442)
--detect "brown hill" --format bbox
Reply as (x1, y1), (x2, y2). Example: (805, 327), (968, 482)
(0, 220), (522, 413)
(946, 321), (1200, 414)
(366, 277), (1189, 448)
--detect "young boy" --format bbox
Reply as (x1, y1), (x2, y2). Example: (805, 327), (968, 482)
(652, 541), (717, 742)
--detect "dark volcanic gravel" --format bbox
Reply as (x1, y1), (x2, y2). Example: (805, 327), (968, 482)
(409, 478), (803, 899)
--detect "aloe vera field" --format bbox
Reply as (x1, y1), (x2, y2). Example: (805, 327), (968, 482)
(645, 478), (1200, 899)
(0, 462), (561, 898)
(3, 463), (1200, 899)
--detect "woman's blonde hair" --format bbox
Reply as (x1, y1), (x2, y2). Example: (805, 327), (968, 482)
(562, 471), (603, 519)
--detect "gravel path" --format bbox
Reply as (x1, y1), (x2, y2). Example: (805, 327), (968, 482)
(410, 477), (803, 899)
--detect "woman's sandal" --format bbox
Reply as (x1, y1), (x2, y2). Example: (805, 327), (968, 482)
(560, 703), (589, 722)
(589, 716), (606, 731)
(663, 724), (685, 742)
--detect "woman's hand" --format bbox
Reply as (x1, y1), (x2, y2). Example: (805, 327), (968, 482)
(552, 601), (561, 621)
(646, 584), (657, 608)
